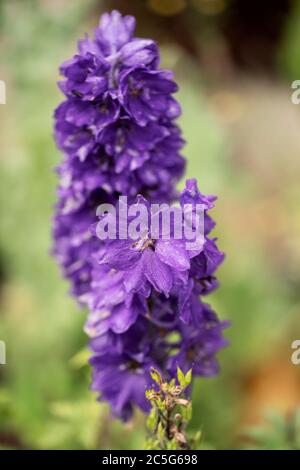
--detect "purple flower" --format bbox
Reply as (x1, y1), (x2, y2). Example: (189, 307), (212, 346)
(78, 10), (158, 68)
(95, 181), (223, 300)
(52, 189), (110, 298)
(53, 9), (184, 300)
(59, 53), (110, 101)
(180, 178), (216, 210)
(119, 68), (179, 126)
(54, 96), (120, 161)
(120, 39), (159, 68)
(168, 301), (229, 377)
(89, 328), (152, 420)
(94, 10), (136, 56)
(102, 240), (189, 297)
(97, 192), (203, 297)
(100, 119), (170, 173)
(191, 238), (224, 282)
(89, 292), (228, 419)
(84, 252), (147, 335)
(52, 10), (228, 420)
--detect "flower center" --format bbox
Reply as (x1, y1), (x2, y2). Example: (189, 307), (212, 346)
(127, 359), (141, 371)
(132, 237), (156, 251)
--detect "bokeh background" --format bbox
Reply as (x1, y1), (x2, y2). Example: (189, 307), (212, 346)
(1, 0), (300, 449)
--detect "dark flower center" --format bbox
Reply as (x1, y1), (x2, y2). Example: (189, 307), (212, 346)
(132, 237), (156, 251)
(127, 359), (141, 371)
(131, 87), (142, 97)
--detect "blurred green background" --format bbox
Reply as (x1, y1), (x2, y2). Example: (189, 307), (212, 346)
(1, 0), (300, 449)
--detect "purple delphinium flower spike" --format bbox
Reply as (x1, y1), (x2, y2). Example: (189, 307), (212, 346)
(53, 10), (185, 298)
(86, 179), (228, 419)
(88, 291), (228, 420)
(52, 10), (228, 421)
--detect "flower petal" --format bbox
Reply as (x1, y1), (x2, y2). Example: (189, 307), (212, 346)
(156, 239), (190, 271)
(144, 250), (173, 296)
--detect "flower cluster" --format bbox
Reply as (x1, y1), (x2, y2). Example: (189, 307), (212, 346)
(86, 180), (228, 419)
(53, 10), (228, 421)
(53, 10), (185, 298)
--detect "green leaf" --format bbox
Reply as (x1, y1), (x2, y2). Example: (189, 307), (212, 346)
(177, 366), (186, 388)
(193, 430), (202, 448)
(69, 348), (90, 369)
(182, 402), (192, 422)
(146, 408), (157, 433)
(185, 369), (192, 386)
(169, 378), (176, 388)
(157, 422), (165, 440)
(150, 367), (163, 385)
(166, 438), (179, 450)
(145, 388), (156, 400)
(156, 398), (165, 411)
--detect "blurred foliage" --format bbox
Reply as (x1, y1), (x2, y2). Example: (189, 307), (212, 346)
(0, 0), (300, 450)
(279, 1), (300, 78)
(244, 409), (300, 450)
(147, 0), (187, 17)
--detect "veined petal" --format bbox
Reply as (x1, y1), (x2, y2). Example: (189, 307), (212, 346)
(156, 239), (190, 271)
(144, 250), (173, 296)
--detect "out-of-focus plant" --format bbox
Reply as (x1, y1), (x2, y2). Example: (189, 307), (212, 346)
(244, 410), (300, 450)
(146, 0), (187, 17)
(145, 367), (201, 450)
